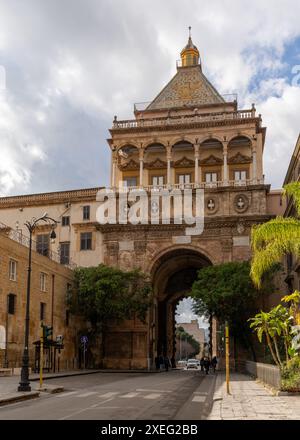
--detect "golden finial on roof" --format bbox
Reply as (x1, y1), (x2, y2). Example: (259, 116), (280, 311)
(180, 27), (200, 67)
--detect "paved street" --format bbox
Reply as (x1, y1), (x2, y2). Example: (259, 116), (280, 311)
(0, 370), (215, 420)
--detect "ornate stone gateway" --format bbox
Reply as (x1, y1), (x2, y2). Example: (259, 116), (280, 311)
(100, 32), (272, 369)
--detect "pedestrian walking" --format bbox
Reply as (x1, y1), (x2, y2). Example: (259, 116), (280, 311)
(164, 355), (171, 371)
(211, 356), (218, 373)
(155, 355), (160, 370)
(200, 357), (204, 372)
(203, 357), (210, 375)
(159, 354), (164, 371)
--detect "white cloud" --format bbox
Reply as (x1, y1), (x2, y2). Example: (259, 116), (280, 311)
(0, 0), (299, 194)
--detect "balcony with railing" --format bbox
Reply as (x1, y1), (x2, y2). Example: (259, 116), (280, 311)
(0, 222), (77, 269)
(112, 108), (259, 131)
(111, 178), (265, 192)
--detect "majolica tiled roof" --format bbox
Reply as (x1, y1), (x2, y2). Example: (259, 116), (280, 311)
(147, 65), (225, 110)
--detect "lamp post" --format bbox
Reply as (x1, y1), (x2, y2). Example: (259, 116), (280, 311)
(18, 213), (58, 392)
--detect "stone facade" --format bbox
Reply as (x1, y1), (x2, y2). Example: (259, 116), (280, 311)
(0, 229), (77, 371)
(0, 35), (290, 370)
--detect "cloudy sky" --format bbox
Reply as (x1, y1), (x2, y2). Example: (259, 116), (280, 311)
(0, 0), (299, 196)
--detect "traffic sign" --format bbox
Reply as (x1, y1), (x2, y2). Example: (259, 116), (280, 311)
(80, 335), (88, 345)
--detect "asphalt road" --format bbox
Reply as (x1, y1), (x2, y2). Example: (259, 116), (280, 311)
(0, 370), (217, 420)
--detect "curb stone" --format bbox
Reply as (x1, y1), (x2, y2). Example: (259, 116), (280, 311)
(0, 391), (40, 407)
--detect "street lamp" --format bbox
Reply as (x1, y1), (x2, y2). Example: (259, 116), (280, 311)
(18, 213), (58, 392)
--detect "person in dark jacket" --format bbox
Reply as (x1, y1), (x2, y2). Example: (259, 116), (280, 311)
(155, 355), (160, 370)
(203, 357), (210, 375)
(164, 355), (170, 371)
(211, 356), (218, 373)
(200, 357), (205, 372)
(159, 354), (164, 371)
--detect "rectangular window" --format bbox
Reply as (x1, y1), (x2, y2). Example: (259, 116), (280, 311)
(123, 177), (137, 187)
(80, 232), (92, 251)
(36, 234), (49, 257)
(7, 294), (16, 315)
(234, 170), (247, 181)
(205, 172), (218, 183)
(60, 242), (70, 265)
(40, 302), (46, 321)
(40, 272), (47, 292)
(9, 259), (17, 281)
(66, 310), (70, 326)
(83, 206), (90, 220)
(178, 174), (191, 184)
(62, 216), (70, 226)
(152, 176), (164, 186)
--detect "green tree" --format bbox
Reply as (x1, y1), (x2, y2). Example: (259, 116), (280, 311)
(249, 310), (281, 366)
(191, 261), (266, 360)
(251, 182), (300, 287)
(68, 264), (152, 331)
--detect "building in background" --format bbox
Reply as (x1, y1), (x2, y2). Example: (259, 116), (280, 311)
(0, 188), (103, 268)
(0, 32), (293, 369)
(0, 223), (78, 371)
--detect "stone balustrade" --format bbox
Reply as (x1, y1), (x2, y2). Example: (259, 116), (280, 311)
(111, 178), (264, 191)
(112, 109), (257, 130)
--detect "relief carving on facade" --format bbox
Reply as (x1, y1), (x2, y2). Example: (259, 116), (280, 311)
(228, 152), (252, 164)
(199, 154), (223, 165)
(144, 158), (167, 169)
(119, 158), (140, 171)
(234, 194), (250, 213)
(173, 156), (195, 168)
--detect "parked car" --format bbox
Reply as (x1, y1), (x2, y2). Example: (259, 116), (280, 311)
(177, 360), (187, 368)
(186, 359), (199, 369)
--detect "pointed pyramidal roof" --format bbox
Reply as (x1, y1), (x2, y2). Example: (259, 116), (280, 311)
(147, 30), (224, 111)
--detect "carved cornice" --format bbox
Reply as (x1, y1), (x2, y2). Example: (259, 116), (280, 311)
(173, 156), (194, 168)
(119, 159), (140, 171)
(200, 154), (223, 165)
(110, 117), (261, 135)
(144, 158), (167, 169)
(0, 187), (101, 208)
(228, 152), (252, 164)
(98, 214), (273, 234)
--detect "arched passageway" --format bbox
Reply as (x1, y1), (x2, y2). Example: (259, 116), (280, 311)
(150, 248), (212, 363)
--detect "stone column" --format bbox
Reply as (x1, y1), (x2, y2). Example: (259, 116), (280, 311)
(252, 147), (257, 183)
(223, 142), (228, 184)
(139, 149), (144, 187)
(112, 151), (117, 187)
(166, 145), (172, 185)
(194, 144), (200, 185)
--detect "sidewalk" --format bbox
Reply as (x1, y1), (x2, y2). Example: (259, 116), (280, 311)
(207, 372), (300, 420)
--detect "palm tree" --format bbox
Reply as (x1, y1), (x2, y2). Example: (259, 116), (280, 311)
(270, 304), (292, 363)
(249, 311), (281, 366)
(251, 182), (300, 288)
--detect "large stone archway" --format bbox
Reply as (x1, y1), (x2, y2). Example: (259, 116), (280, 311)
(150, 248), (212, 363)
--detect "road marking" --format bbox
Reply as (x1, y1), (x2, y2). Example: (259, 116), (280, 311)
(98, 392), (119, 398)
(192, 396), (206, 403)
(77, 391), (98, 397)
(120, 392), (140, 398)
(144, 393), (161, 400)
(136, 388), (171, 393)
(56, 391), (77, 398)
(59, 397), (114, 419)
